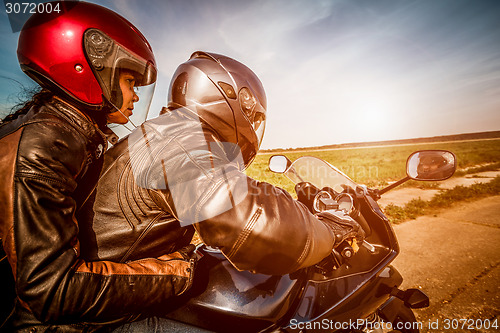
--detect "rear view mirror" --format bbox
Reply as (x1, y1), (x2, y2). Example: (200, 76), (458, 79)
(268, 155), (292, 174)
(407, 150), (456, 181)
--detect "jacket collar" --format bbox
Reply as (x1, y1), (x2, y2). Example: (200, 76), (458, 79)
(49, 99), (107, 160)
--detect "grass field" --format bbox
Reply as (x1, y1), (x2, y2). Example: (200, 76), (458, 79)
(384, 176), (500, 223)
(245, 139), (500, 195)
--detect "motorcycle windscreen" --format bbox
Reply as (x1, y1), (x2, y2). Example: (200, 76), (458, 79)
(285, 156), (358, 193)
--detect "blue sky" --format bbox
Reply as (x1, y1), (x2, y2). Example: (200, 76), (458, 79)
(1, 0), (499, 149)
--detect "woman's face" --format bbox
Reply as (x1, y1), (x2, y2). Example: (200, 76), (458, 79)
(106, 72), (139, 124)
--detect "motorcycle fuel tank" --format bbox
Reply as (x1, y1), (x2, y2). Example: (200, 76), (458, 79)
(163, 246), (306, 332)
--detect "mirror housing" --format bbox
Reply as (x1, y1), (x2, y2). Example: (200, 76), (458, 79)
(268, 155), (292, 174)
(407, 150), (456, 181)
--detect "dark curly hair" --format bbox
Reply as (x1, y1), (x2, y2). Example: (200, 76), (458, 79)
(1, 87), (107, 129)
(1, 87), (54, 124)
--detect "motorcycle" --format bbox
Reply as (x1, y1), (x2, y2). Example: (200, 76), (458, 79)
(159, 149), (457, 333)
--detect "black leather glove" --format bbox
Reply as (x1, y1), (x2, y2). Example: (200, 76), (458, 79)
(177, 244), (198, 260)
(317, 210), (365, 248)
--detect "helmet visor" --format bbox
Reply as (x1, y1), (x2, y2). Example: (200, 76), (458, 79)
(238, 87), (266, 149)
(107, 81), (156, 140)
(253, 106), (266, 149)
(84, 28), (157, 140)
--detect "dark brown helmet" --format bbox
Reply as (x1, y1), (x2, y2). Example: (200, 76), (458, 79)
(167, 51), (266, 167)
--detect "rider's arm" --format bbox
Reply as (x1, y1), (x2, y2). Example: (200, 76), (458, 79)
(139, 116), (336, 275)
(8, 121), (194, 323)
(195, 174), (336, 275)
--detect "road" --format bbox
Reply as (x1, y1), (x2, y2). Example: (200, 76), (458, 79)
(392, 195), (500, 333)
(378, 170), (500, 208)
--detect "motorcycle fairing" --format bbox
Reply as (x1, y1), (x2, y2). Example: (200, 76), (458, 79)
(162, 248), (306, 332)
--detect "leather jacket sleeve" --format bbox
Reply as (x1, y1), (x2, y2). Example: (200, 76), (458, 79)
(5, 112), (194, 324)
(132, 109), (336, 276)
(195, 175), (336, 275)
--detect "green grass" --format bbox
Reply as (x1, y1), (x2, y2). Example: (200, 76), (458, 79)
(246, 139), (500, 195)
(454, 161), (500, 177)
(384, 176), (500, 223)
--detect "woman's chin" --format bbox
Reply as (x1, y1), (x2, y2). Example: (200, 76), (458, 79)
(107, 112), (130, 125)
(107, 118), (128, 125)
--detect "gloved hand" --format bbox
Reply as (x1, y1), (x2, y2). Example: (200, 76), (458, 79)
(316, 210), (365, 249)
(176, 244), (198, 260)
(157, 244), (198, 296)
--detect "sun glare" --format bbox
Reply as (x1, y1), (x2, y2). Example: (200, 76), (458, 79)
(349, 92), (395, 137)
(360, 102), (387, 127)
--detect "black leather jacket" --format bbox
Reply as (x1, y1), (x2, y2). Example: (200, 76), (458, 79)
(84, 107), (336, 277)
(0, 100), (194, 331)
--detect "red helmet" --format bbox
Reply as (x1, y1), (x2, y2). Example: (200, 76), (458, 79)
(167, 51), (267, 167)
(17, 1), (157, 117)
